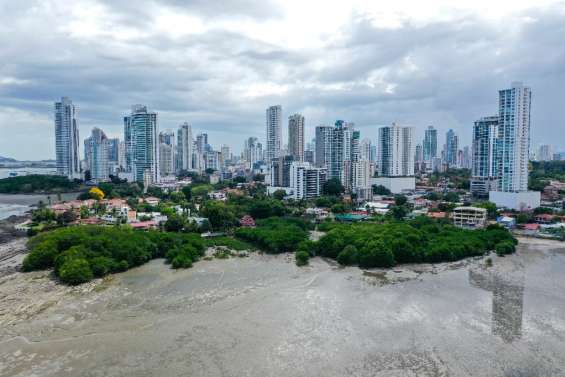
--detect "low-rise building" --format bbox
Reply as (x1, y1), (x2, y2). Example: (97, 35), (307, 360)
(453, 207), (487, 229)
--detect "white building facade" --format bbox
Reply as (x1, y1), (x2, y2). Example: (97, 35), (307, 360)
(54, 97), (81, 179)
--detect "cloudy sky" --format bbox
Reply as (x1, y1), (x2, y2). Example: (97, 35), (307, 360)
(1, 0), (564, 160)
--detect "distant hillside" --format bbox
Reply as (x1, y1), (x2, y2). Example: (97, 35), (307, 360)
(0, 156), (17, 162)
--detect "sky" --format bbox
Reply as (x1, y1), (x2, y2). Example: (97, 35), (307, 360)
(1, 0), (565, 160)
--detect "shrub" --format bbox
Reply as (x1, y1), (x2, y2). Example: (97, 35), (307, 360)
(358, 241), (395, 268)
(90, 256), (114, 277)
(337, 245), (358, 265)
(22, 240), (59, 271)
(22, 226), (206, 284)
(495, 241), (516, 256)
(172, 254), (193, 269)
(59, 258), (93, 285)
(295, 250), (310, 266)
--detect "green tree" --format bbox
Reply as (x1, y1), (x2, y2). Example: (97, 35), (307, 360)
(372, 185), (391, 195)
(272, 189), (287, 200)
(359, 241), (395, 268)
(200, 201), (237, 230)
(322, 178), (344, 196)
(181, 186), (192, 201)
(337, 245), (358, 265)
(59, 258), (93, 285)
(394, 195), (407, 206)
(164, 214), (185, 232)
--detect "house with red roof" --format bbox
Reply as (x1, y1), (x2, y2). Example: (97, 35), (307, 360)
(239, 215), (256, 227)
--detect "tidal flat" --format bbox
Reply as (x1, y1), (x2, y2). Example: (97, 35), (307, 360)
(1, 238), (565, 377)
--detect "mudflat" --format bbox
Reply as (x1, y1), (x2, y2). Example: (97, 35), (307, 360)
(1, 238), (564, 377)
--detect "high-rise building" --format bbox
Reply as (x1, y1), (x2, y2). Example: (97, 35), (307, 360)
(446, 129), (459, 167)
(536, 145), (553, 161)
(288, 114), (305, 162)
(330, 120), (352, 182)
(315, 126), (333, 168)
(270, 155), (294, 187)
(244, 137), (263, 167)
(488, 82), (539, 209)
(54, 97), (81, 179)
(423, 126), (438, 162)
(289, 162), (328, 200)
(415, 144), (423, 163)
(124, 105), (159, 183)
(84, 127), (110, 182)
(266, 105), (282, 162)
(360, 138), (373, 162)
(377, 123), (414, 177)
(204, 151), (221, 171)
(159, 130), (175, 177)
(220, 145), (231, 167)
(177, 123), (193, 172)
(118, 141), (126, 171)
(495, 82), (531, 192)
(462, 146), (472, 170)
(196, 133), (209, 154)
(106, 138), (120, 165)
(471, 116), (498, 196)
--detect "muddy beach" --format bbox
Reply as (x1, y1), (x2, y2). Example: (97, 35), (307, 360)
(1, 237), (564, 377)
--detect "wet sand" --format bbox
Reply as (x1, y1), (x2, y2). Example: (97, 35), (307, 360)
(1, 238), (565, 376)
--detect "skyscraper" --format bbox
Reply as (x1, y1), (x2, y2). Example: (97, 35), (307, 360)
(54, 97), (81, 179)
(84, 127), (110, 182)
(124, 105), (159, 184)
(177, 123), (193, 172)
(266, 105), (282, 162)
(488, 82), (539, 209)
(377, 123), (414, 177)
(471, 115), (498, 179)
(445, 129), (459, 167)
(423, 126), (438, 162)
(536, 145), (553, 161)
(415, 144), (423, 163)
(220, 144), (231, 168)
(159, 130), (175, 177)
(315, 126), (333, 168)
(496, 82), (531, 192)
(330, 120), (352, 182)
(360, 138), (373, 161)
(196, 133), (209, 154)
(288, 113), (305, 162)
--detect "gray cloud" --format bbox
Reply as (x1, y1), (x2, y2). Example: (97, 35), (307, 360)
(0, 1), (564, 160)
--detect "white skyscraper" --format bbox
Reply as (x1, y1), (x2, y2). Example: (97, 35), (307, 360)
(266, 105), (282, 162)
(288, 113), (305, 162)
(54, 97), (81, 179)
(159, 130), (175, 177)
(124, 105), (159, 184)
(496, 82), (531, 192)
(489, 82), (539, 209)
(360, 138), (373, 161)
(84, 127), (110, 182)
(377, 123), (415, 177)
(536, 145), (553, 161)
(177, 122), (193, 172)
(220, 144), (231, 168)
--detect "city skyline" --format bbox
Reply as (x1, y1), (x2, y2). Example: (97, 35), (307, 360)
(1, 1), (565, 160)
